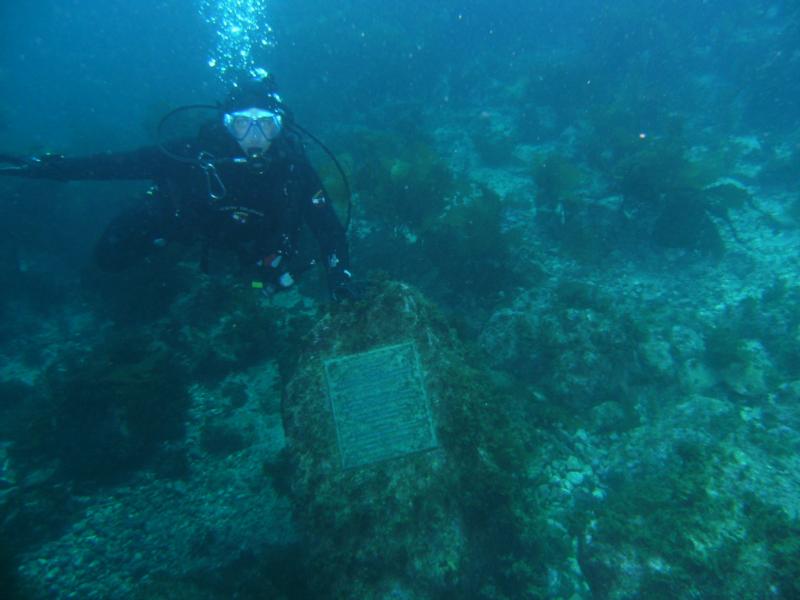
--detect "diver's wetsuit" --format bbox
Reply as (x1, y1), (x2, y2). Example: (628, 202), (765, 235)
(33, 122), (349, 286)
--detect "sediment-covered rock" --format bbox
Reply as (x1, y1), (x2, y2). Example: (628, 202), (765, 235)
(282, 280), (580, 598)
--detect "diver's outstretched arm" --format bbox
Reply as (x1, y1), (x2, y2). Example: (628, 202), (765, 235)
(0, 146), (168, 181)
(0, 153), (30, 175)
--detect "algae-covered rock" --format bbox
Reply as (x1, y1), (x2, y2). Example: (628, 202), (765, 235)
(282, 280), (554, 598)
(347, 130), (454, 229)
(718, 340), (773, 397)
(25, 336), (190, 484)
(478, 283), (645, 413)
(420, 185), (524, 300)
(532, 153), (587, 207)
(578, 390), (800, 599)
(652, 189), (725, 256)
(471, 110), (521, 166)
(678, 358), (719, 394)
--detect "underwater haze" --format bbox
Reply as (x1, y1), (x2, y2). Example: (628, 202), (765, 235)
(1, 0), (800, 598)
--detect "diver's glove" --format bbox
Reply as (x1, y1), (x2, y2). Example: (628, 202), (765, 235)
(0, 153), (67, 179)
(0, 154), (30, 176)
(328, 266), (362, 302)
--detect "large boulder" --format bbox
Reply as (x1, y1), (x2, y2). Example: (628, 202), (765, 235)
(282, 280), (562, 599)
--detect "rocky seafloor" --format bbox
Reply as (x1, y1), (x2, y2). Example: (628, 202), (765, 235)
(2, 54), (800, 600)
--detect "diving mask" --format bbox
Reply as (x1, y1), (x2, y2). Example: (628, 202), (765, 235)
(224, 108), (283, 155)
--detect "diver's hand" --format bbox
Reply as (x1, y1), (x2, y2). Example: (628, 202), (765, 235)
(0, 153), (67, 179)
(0, 154), (30, 176)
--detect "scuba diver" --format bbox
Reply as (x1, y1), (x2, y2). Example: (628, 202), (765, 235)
(0, 69), (357, 300)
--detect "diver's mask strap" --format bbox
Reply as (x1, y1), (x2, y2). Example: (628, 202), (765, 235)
(198, 151), (226, 201)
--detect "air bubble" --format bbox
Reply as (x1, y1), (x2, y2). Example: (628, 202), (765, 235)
(200, 0), (276, 83)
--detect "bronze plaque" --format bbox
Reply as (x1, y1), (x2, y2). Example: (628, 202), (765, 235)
(324, 342), (437, 469)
